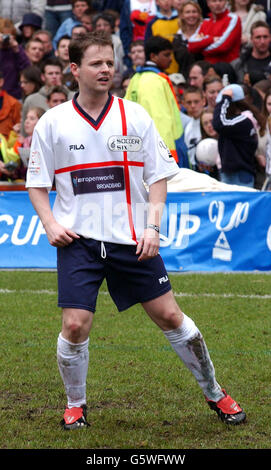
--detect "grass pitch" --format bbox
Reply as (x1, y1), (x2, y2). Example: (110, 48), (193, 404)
(0, 270), (270, 451)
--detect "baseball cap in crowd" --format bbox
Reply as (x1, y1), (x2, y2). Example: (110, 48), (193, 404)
(169, 73), (186, 86)
(216, 84), (245, 103)
(19, 13), (42, 31)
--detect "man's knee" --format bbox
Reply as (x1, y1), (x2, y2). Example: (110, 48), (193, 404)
(159, 307), (184, 331)
(62, 308), (93, 343)
(143, 292), (184, 331)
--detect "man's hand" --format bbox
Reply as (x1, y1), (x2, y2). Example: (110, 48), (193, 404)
(136, 227), (160, 261)
(44, 220), (80, 247)
(28, 187), (80, 248)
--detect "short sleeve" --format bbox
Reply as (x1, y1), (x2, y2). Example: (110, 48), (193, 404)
(142, 118), (180, 187)
(25, 115), (55, 190)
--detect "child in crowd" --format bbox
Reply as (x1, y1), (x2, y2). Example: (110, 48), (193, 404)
(203, 76), (223, 111)
(129, 39), (146, 69)
(183, 85), (205, 169)
(196, 107), (221, 180)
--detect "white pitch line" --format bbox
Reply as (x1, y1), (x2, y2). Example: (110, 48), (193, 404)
(0, 289), (271, 299)
(173, 292), (271, 299)
(0, 288), (57, 294)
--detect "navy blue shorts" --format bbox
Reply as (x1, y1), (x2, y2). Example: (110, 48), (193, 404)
(57, 237), (171, 312)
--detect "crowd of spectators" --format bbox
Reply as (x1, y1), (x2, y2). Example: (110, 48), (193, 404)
(1, 0), (271, 189)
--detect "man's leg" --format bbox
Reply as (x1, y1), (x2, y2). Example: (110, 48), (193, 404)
(57, 308), (94, 430)
(142, 290), (246, 424)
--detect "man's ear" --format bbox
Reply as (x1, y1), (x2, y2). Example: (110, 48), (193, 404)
(70, 62), (79, 80)
(149, 52), (157, 64)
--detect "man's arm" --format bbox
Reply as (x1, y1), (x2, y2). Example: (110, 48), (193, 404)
(136, 178), (166, 261)
(188, 32), (213, 55)
(203, 15), (241, 58)
(28, 187), (79, 247)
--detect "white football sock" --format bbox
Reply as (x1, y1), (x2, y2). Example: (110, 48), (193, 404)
(57, 333), (89, 408)
(163, 314), (224, 402)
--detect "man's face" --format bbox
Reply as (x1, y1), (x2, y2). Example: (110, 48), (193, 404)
(95, 18), (112, 33)
(251, 27), (271, 55)
(73, 1), (89, 20)
(72, 26), (88, 39)
(130, 45), (145, 67)
(35, 32), (52, 54)
(183, 91), (205, 118)
(56, 38), (70, 62)
(43, 65), (63, 86)
(151, 49), (172, 70)
(189, 65), (204, 88)
(207, 0), (227, 15)
(48, 92), (67, 108)
(81, 14), (93, 32)
(156, 0), (173, 14)
(71, 44), (114, 95)
(26, 40), (44, 64)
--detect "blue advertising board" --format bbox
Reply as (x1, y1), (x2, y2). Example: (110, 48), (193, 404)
(1, 191), (271, 271)
(159, 191), (271, 272)
(0, 191), (56, 269)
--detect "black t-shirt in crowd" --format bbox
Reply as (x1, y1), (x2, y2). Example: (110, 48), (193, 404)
(245, 55), (271, 83)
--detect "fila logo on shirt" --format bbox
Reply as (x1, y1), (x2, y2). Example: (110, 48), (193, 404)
(69, 144), (85, 151)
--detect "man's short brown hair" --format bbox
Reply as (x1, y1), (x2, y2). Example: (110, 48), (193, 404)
(250, 20), (270, 36)
(69, 31), (113, 65)
(183, 85), (204, 99)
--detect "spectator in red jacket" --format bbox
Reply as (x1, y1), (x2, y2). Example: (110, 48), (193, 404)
(187, 0), (242, 63)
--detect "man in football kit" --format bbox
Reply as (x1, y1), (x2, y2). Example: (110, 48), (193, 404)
(26, 31), (246, 430)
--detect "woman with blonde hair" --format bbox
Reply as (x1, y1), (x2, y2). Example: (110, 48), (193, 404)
(173, 0), (203, 78)
(177, 0), (202, 40)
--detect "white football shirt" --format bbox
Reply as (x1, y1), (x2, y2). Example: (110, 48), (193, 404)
(26, 93), (179, 245)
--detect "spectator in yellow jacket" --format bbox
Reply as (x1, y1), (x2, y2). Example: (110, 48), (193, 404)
(125, 36), (187, 166)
